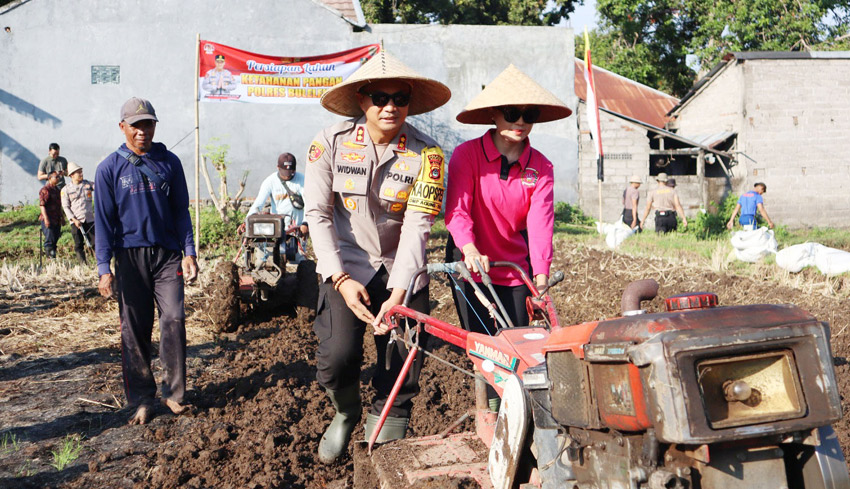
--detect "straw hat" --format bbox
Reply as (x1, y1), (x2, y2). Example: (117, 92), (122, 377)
(456, 64), (572, 124)
(67, 161), (83, 175)
(320, 50), (451, 117)
(656, 173), (668, 182)
(628, 175), (641, 184)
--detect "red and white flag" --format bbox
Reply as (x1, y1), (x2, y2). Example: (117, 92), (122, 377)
(583, 29), (604, 181)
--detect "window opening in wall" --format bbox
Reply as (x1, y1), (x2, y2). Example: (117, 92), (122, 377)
(91, 65), (120, 84)
(647, 132), (735, 179)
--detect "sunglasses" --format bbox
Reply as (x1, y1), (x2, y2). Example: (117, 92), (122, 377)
(360, 90), (411, 108)
(498, 106), (541, 124)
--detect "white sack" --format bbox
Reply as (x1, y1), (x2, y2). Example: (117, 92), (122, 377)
(775, 243), (820, 273)
(730, 227), (777, 263)
(814, 246), (850, 276)
(596, 220), (636, 249)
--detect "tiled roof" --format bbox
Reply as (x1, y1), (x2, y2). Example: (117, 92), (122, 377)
(319, 0), (363, 25)
(575, 59), (678, 129)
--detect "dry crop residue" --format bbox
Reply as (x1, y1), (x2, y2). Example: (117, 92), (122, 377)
(1, 241), (849, 488)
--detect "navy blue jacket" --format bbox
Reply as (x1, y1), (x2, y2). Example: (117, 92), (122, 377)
(95, 142), (196, 276)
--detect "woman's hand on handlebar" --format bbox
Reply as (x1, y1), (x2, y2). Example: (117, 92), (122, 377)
(461, 243), (490, 274)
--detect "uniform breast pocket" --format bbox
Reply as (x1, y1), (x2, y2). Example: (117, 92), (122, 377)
(380, 165), (418, 219)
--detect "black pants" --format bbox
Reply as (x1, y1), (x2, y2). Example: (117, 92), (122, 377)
(622, 208), (637, 228)
(445, 237), (531, 333)
(41, 222), (61, 257)
(655, 211), (678, 233)
(70, 222), (95, 264)
(115, 247), (186, 408)
(313, 266), (429, 418)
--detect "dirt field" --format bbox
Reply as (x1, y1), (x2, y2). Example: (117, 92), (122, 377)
(1, 237), (849, 488)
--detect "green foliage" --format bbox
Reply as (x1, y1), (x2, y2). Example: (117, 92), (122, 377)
(203, 136), (231, 178)
(581, 0), (850, 97)
(0, 204), (80, 261)
(361, 0), (578, 25)
(687, 193), (739, 239)
(190, 205), (244, 253)
(50, 434), (83, 471)
(1, 432), (20, 455)
(554, 201), (595, 226)
(16, 460), (35, 478)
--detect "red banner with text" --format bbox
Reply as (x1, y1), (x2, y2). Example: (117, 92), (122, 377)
(199, 41), (380, 104)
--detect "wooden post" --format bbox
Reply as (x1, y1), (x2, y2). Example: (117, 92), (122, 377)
(194, 34), (201, 250)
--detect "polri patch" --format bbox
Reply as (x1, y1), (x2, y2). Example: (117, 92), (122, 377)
(308, 141), (325, 162)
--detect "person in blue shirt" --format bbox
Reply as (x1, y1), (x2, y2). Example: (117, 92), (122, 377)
(245, 152), (308, 234)
(727, 182), (774, 230)
(95, 97), (199, 425)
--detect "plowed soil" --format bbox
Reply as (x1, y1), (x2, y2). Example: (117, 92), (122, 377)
(1, 238), (849, 488)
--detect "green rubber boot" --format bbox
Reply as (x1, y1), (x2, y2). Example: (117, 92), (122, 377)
(318, 385), (362, 464)
(364, 413), (409, 443)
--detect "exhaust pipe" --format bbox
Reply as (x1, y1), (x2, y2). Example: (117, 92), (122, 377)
(621, 279), (659, 316)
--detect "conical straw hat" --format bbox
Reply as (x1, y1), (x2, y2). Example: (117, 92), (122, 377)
(320, 50), (451, 117)
(456, 64), (572, 124)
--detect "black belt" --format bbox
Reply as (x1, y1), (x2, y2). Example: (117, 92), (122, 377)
(655, 210), (676, 217)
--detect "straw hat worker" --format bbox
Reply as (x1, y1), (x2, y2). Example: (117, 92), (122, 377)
(445, 64), (571, 344)
(304, 50), (451, 463)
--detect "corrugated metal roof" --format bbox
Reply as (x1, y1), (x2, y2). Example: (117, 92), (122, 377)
(317, 0), (365, 26)
(575, 59), (679, 129)
(686, 131), (736, 148)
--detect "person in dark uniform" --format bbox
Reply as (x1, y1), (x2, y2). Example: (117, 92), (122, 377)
(304, 51), (451, 463)
(640, 173), (687, 233)
(95, 97), (199, 425)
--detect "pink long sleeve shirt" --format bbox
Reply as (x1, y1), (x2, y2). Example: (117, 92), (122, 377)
(445, 130), (554, 286)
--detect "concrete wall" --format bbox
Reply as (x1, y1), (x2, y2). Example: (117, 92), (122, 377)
(0, 0), (577, 206)
(674, 57), (850, 228)
(577, 101), (653, 224)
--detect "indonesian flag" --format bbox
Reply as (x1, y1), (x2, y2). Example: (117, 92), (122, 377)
(583, 28), (604, 182)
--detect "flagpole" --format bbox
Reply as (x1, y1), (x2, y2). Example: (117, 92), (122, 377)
(194, 33), (201, 251)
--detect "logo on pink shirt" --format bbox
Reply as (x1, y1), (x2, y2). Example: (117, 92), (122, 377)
(521, 168), (539, 187)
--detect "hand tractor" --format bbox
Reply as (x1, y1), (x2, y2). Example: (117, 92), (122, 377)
(357, 261), (849, 489)
(236, 212), (317, 310)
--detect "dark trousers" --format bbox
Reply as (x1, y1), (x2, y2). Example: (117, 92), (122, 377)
(655, 211), (678, 233)
(70, 222), (95, 264)
(115, 247), (186, 408)
(41, 222), (61, 257)
(445, 237), (532, 334)
(313, 266), (429, 418)
(622, 208), (637, 228)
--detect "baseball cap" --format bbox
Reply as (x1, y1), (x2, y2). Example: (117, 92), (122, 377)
(667, 178), (677, 187)
(656, 172), (668, 182)
(120, 97), (158, 125)
(277, 153), (296, 178)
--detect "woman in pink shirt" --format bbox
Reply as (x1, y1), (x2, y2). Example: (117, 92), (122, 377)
(445, 65), (571, 335)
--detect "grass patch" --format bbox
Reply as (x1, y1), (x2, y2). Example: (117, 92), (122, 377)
(17, 460), (35, 477)
(0, 432), (20, 455)
(50, 434), (83, 471)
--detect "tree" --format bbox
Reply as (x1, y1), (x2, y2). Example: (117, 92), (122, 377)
(201, 136), (248, 223)
(361, 0), (580, 26)
(578, 0), (850, 97)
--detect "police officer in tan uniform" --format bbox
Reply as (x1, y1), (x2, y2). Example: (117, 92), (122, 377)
(305, 51), (451, 464)
(640, 172), (687, 233)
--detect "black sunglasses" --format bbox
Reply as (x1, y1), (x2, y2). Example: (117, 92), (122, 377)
(498, 106), (541, 124)
(360, 90), (411, 108)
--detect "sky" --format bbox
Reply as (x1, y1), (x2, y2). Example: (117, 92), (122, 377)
(562, 0), (598, 34)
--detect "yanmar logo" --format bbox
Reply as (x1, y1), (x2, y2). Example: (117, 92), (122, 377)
(470, 341), (517, 371)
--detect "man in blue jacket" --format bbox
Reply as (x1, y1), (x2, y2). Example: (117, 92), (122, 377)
(95, 97), (199, 425)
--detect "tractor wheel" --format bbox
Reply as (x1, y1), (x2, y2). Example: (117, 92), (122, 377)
(206, 260), (241, 333)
